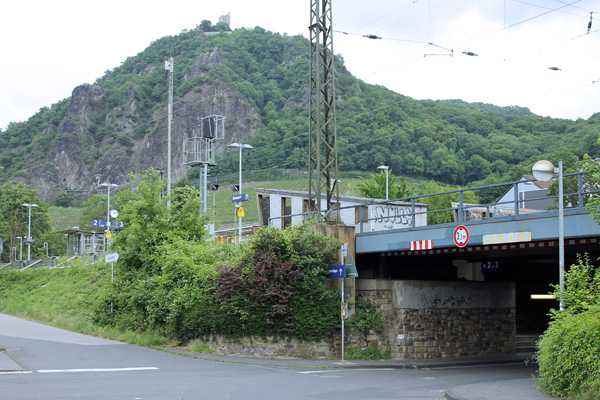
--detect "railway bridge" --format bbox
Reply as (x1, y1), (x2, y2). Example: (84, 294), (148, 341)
(260, 173), (600, 359)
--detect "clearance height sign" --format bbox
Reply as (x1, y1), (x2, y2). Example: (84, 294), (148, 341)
(453, 225), (470, 248)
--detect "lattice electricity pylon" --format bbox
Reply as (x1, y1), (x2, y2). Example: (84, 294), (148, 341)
(308, 0), (339, 218)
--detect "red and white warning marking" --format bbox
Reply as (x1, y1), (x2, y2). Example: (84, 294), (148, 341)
(410, 240), (433, 251)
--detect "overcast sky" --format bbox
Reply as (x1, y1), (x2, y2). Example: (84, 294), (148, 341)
(1, 0), (600, 129)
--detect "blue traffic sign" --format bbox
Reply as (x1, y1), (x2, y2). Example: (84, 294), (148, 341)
(328, 264), (346, 279)
(232, 193), (249, 203)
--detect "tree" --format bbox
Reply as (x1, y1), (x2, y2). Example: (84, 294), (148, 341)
(198, 20), (213, 32)
(80, 194), (108, 231)
(0, 182), (50, 262)
(54, 191), (76, 207)
(112, 169), (206, 274)
(356, 171), (412, 200)
(582, 154), (600, 223)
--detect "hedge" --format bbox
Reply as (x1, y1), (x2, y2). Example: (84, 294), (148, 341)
(538, 306), (600, 399)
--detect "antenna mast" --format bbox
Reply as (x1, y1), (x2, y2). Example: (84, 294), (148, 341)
(308, 0), (339, 218)
(165, 57), (174, 208)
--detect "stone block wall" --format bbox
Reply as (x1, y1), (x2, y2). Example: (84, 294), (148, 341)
(357, 279), (516, 360)
(196, 335), (333, 359)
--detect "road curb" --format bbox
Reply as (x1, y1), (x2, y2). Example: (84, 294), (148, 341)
(163, 347), (526, 371)
(443, 390), (467, 400)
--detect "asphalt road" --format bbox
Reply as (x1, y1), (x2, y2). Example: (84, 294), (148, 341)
(0, 313), (542, 400)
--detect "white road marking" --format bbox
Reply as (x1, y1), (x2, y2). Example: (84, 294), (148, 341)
(0, 371), (33, 375)
(429, 362), (524, 370)
(298, 368), (394, 374)
(37, 367), (159, 374)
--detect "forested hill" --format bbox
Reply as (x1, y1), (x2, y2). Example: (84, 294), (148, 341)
(1, 21), (599, 201)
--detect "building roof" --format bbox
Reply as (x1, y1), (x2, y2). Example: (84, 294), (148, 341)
(522, 175), (552, 190)
(62, 227), (103, 235)
(255, 188), (428, 207)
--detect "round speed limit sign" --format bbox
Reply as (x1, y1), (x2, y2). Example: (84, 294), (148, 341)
(453, 225), (470, 248)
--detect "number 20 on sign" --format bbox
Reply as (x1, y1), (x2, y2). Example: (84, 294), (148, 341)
(453, 225), (470, 248)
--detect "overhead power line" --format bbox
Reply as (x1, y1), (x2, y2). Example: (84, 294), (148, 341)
(334, 27), (600, 80)
(511, 0), (586, 17)
(334, 30), (472, 57)
(552, 0), (598, 13)
(334, 30), (429, 45)
(502, 0), (584, 30)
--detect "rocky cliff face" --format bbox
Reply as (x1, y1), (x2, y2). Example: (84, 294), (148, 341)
(25, 49), (261, 200)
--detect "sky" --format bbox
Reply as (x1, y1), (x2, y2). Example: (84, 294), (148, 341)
(1, 0), (600, 129)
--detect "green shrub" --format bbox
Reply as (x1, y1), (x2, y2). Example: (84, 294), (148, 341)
(538, 306), (600, 398)
(552, 254), (600, 316)
(345, 345), (390, 360)
(189, 340), (213, 353)
(348, 298), (385, 335)
(98, 221), (340, 342)
(211, 226), (340, 340)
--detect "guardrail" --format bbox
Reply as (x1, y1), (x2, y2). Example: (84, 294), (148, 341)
(267, 171), (592, 233)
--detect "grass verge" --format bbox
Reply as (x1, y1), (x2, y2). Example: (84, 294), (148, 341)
(0, 263), (168, 347)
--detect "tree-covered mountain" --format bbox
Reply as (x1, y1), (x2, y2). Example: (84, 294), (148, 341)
(1, 21), (599, 202)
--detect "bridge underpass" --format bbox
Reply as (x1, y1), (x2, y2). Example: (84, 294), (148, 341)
(353, 208), (600, 358)
(358, 237), (600, 334)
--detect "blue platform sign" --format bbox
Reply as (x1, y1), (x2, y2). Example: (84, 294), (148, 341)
(232, 193), (249, 203)
(92, 219), (106, 228)
(92, 220), (124, 230)
(328, 264), (346, 279)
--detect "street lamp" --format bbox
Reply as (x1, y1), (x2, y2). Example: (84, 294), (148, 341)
(228, 143), (254, 244)
(377, 165), (390, 201)
(22, 203), (38, 262)
(99, 182), (118, 247)
(532, 159), (565, 311)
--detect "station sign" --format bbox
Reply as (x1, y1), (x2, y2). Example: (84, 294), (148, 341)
(93, 220), (124, 229)
(232, 193), (249, 203)
(105, 252), (119, 263)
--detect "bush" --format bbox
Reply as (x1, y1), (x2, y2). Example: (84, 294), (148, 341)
(99, 222), (340, 342)
(346, 345), (390, 360)
(211, 226), (340, 340)
(348, 298), (385, 335)
(553, 254), (600, 316)
(538, 306), (600, 398)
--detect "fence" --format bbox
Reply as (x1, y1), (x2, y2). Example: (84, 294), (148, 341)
(266, 172), (592, 233)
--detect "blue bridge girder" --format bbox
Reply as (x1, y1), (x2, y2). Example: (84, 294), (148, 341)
(356, 208), (600, 254)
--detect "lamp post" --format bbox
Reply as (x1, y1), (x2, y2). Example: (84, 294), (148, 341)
(377, 165), (390, 201)
(22, 203), (38, 262)
(532, 160), (565, 311)
(100, 182), (118, 244)
(228, 143), (254, 244)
